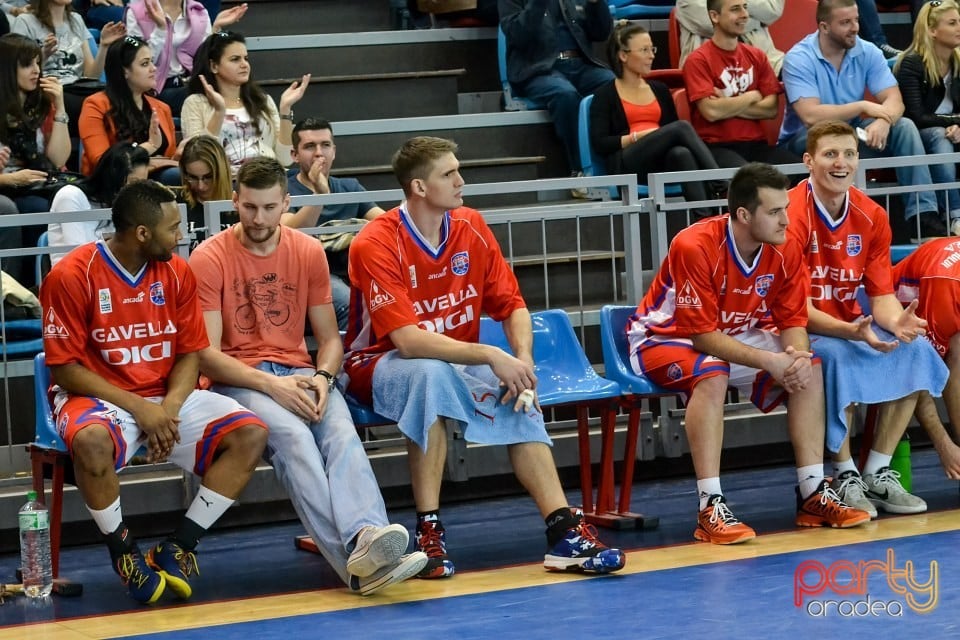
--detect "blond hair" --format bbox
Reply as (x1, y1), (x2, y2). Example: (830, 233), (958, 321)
(894, 0), (960, 87)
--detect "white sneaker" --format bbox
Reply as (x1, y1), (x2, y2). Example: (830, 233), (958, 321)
(951, 219), (960, 237)
(349, 552), (428, 596)
(831, 471), (877, 519)
(862, 467), (927, 514)
(570, 171), (589, 199)
(346, 524), (409, 578)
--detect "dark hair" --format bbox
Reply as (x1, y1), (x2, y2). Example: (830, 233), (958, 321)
(112, 180), (176, 233)
(728, 163), (790, 215)
(805, 120), (857, 155)
(391, 136), (458, 194)
(188, 31), (270, 138)
(83, 142), (150, 207)
(706, 0), (724, 14)
(292, 117), (333, 150)
(30, 0), (84, 37)
(606, 22), (649, 78)
(817, 0), (856, 24)
(0, 34), (51, 143)
(236, 156), (287, 192)
(104, 36), (154, 145)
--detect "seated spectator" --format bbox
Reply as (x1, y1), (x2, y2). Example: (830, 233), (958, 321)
(12, 0), (125, 136)
(39, 179), (269, 604)
(282, 117), (385, 331)
(677, 0), (785, 75)
(856, 0), (926, 59)
(191, 157), (427, 596)
(47, 141), (149, 265)
(786, 120), (948, 518)
(345, 136), (626, 579)
(779, 0), (946, 242)
(177, 133), (232, 243)
(498, 0), (614, 191)
(683, 0), (801, 169)
(894, 0), (960, 237)
(0, 33), (70, 283)
(629, 162), (871, 543)
(79, 35), (180, 184)
(893, 237), (960, 480)
(125, 0), (247, 115)
(590, 23), (719, 215)
(181, 30), (307, 175)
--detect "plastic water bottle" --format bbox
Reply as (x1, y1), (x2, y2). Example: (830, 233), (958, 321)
(19, 490), (53, 598)
(890, 437), (912, 493)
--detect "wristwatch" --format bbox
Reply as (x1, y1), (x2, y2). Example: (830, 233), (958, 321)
(280, 110), (295, 122)
(53, 113), (69, 124)
(314, 369), (336, 391)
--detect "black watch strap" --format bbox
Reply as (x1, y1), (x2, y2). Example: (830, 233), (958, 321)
(314, 369), (336, 390)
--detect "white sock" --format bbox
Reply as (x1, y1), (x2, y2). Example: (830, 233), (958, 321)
(833, 458), (859, 478)
(864, 451), (893, 477)
(184, 486), (235, 530)
(696, 477), (723, 510)
(88, 498), (123, 535)
(797, 464), (824, 499)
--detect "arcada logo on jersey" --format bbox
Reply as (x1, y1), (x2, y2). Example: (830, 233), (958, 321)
(793, 548), (938, 617)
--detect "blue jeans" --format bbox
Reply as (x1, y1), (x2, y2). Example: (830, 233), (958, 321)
(919, 126), (960, 219)
(330, 273), (350, 332)
(213, 362), (390, 585)
(783, 117), (938, 220)
(856, 0), (889, 47)
(516, 59), (614, 172)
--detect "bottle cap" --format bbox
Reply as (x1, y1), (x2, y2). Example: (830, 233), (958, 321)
(26, 490), (37, 501)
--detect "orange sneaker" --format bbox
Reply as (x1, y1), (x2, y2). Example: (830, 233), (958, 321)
(693, 495), (756, 544)
(796, 480), (871, 528)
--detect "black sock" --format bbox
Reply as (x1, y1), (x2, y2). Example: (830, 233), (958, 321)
(545, 507), (579, 547)
(416, 510), (442, 532)
(169, 517), (205, 551)
(105, 523), (136, 560)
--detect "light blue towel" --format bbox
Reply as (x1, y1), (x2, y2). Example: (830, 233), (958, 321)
(371, 352), (552, 452)
(810, 330), (949, 452)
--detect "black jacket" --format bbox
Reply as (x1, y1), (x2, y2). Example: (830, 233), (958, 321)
(895, 52), (960, 129)
(589, 79), (678, 173)
(499, 0), (612, 85)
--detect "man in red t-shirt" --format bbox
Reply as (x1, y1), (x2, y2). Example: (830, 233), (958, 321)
(345, 136), (624, 579)
(191, 158), (426, 596)
(683, 0), (799, 169)
(893, 238), (960, 479)
(630, 162), (869, 545)
(40, 181), (268, 604)
(786, 119), (948, 517)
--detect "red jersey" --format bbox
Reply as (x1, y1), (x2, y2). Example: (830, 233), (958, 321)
(787, 180), (894, 322)
(40, 241), (209, 398)
(683, 40), (782, 144)
(344, 206), (526, 392)
(629, 215), (808, 347)
(893, 237), (960, 357)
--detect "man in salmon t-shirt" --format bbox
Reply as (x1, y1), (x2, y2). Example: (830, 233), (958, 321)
(40, 180), (268, 604)
(344, 136), (625, 580)
(628, 162), (869, 546)
(189, 157), (426, 596)
(786, 119), (948, 518)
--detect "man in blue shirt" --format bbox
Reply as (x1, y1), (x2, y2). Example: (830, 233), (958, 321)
(284, 118), (385, 330)
(778, 0), (947, 241)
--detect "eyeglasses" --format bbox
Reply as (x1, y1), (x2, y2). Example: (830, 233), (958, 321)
(184, 173), (214, 185)
(623, 46), (657, 55)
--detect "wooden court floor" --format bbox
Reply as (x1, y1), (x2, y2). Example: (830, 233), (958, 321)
(2, 449), (958, 639)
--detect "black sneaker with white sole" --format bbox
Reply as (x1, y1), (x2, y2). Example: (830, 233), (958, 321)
(910, 213), (949, 244)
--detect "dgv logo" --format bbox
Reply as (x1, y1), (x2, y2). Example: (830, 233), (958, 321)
(675, 281), (701, 307)
(368, 280), (396, 311)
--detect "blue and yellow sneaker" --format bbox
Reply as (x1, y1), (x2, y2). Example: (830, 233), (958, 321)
(544, 519), (626, 574)
(146, 541), (199, 599)
(114, 549), (165, 604)
(414, 518), (455, 579)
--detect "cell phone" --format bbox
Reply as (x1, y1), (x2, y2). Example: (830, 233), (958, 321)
(856, 127), (868, 143)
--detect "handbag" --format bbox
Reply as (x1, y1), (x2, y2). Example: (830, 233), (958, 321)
(317, 218), (367, 253)
(3, 171), (85, 200)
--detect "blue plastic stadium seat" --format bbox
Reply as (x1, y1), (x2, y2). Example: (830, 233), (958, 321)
(497, 25), (542, 111)
(609, 1), (675, 20)
(29, 353), (70, 579)
(481, 310), (655, 529)
(599, 305), (675, 396)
